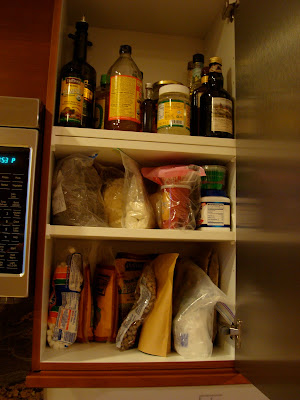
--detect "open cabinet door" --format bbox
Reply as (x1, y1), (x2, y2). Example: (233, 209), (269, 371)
(235, 1), (300, 399)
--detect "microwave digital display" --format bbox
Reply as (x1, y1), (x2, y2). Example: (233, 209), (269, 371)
(0, 156), (17, 164)
(0, 147), (30, 275)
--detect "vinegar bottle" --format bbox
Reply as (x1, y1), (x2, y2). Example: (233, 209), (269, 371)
(57, 17), (96, 128)
(104, 45), (143, 131)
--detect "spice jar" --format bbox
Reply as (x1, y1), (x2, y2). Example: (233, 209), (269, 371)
(157, 84), (191, 135)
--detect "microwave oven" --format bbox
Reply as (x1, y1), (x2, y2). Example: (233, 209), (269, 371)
(0, 97), (42, 298)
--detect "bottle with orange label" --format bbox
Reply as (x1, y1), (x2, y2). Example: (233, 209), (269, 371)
(57, 17), (96, 128)
(104, 45), (143, 132)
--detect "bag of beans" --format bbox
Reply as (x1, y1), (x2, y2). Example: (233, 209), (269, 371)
(116, 263), (156, 351)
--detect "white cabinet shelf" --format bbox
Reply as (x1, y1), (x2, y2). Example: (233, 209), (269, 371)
(52, 127), (236, 165)
(46, 225), (236, 242)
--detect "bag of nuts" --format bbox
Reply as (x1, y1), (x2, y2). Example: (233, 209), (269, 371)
(116, 263), (156, 351)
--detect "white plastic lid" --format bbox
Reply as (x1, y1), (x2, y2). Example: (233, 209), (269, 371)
(159, 84), (189, 97)
(201, 196), (230, 202)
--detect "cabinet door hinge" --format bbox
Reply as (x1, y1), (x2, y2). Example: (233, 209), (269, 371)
(219, 319), (242, 349)
(222, 0), (240, 22)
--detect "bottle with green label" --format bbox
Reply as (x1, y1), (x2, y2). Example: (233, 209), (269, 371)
(57, 17), (96, 128)
(94, 74), (108, 129)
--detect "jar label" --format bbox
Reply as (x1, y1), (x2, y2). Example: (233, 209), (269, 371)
(211, 97), (233, 134)
(58, 77), (84, 125)
(108, 75), (142, 123)
(95, 98), (105, 129)
(83, 80), (94, 121)
(157, 100), (190, 132)
(197, 201), (230, 228)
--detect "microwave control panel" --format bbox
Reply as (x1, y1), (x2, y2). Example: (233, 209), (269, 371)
(0, 147), (30, 275)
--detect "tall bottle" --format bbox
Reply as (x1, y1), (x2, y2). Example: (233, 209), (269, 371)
(104, 45), (143, 132)
(200, 57), (233, 138)
(57, 17), (96, 128)
(190, 53), (204, 94)
(94, 74), (108, 129)
(142, 83), (156, 133)
(191, 66), (209, 136)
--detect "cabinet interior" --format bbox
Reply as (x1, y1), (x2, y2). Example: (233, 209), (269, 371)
(39, 0), (237, 366)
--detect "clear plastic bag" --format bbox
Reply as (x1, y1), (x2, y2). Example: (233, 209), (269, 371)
(173, 258), (232, 358)
(120, 151), (155, 229)
(52, 154), (107, 226)
(116, 263), (156, 350)
(47, 249), (84, 349)
(93, 161), (125, 228)
(142, 165), (205, 230)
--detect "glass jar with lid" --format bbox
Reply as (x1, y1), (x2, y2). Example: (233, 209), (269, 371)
(157, 84), (191, 135)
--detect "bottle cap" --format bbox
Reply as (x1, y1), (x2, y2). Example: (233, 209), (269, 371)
(209, 56), (222, 65)
(159, 84), (190, 97)
(120, 45), (132, 54)
(193, 53), (204, 64)
(100, 74), (108, 85)
(145, 82), (153, 89)
(75, 17), (89, 32)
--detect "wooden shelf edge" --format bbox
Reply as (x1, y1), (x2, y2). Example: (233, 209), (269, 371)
(40, 360), (235, 371)
(26, 368), (249, 388)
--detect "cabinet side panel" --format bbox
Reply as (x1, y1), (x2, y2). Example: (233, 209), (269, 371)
(31, 0), (63, 371)
(0, 0), (54, 102)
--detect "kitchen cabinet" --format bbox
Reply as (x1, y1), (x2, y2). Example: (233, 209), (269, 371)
(25, 0), (300, 399)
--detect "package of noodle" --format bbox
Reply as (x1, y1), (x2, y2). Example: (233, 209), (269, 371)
(47, 252), (83, 349)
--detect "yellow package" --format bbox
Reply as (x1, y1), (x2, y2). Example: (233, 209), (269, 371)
(77, 264), (94, 342)
(94, 265), (117, 342)
(138, 253), (179, 357)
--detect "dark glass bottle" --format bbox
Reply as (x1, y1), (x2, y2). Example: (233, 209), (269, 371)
(191, 66), (209, 136)
(142, 83), (156, 133)
(190, 53), (204, 94)
(104, 45), (143, 132)
(57, 17), (96, 128)
(200, 57), (233, 138)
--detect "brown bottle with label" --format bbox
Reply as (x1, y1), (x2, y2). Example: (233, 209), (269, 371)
(104, 45), (143, 131)
(57, 17), (96, 128)
(200, 57), (233, 138)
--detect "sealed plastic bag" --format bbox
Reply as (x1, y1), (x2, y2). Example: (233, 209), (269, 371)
(116, 263), (156, 350)
(120, 151), (155, 229)
(47, 251), (83, 349)
(94, 162), (125, 228)
(173, 258), (233, 358)
(142, 165), (205, 230)
(52, 154), (107, 226)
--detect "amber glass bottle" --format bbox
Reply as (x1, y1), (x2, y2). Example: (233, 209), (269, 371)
(191, 66), (209, 136)
(200, 57), (233, 138)
(104, 45), (143, 131)
(57, 17), (96, 128)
